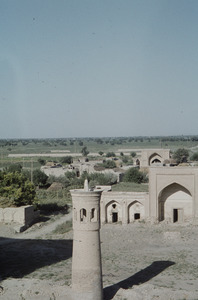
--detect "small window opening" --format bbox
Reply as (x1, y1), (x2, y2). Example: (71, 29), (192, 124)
(73, 207), (77, 221)
(80, 208), (87, 222)
(112, 212), (118, 223)
(173, 209), (178, 223)
(112, 204), (116, 209)
(90, 208), (97, 222)
(134, 213), (140, 220)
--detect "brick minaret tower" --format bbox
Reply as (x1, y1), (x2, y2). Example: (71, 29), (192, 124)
(70, 180), (103, 300)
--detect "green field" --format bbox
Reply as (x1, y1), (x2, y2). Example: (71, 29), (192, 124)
(1, 136), (198, 170)
(112, 182), (149, 192)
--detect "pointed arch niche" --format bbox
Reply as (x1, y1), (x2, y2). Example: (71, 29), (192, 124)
(149, 153), (162, 166)
(105, 201), (122, 223)
(158, 183), (192, 222)
(128, 201), (145, 222)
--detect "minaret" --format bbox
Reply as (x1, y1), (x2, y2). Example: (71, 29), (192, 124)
(70, 180), (103, 300)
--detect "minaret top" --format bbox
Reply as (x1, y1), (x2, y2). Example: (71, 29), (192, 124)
(84, 179), (89, 191)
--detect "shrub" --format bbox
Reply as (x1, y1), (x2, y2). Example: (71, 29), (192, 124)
(88, 172), (117, 186)
(97, 160), (116, 169)
(122, 156), (128, 164)
(60, 156), (73, 164)
(38, 158), (46, 166)
(106, 152), (116, 157)
(190, 152), (198, 161)
(123, 167), (148, 184)
(173, 148), (189, 164)
(130, 151), (136, 157)
(47, 175), (70, 188)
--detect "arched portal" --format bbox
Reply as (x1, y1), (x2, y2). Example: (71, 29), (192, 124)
(158, 183), (192, 222)
(105, 201), (122, 223)
(149, 153), (162, 166)
(128, 201), (145, 222)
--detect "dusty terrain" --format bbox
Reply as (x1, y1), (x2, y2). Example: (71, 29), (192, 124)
(0, 214), (198, 300)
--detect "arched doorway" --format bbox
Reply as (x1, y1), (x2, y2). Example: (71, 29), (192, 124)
(106, 201), (122, 223)
(158, 183), (192, 222)
(128, 201), (145, 222)
(149, 153), (162, 166)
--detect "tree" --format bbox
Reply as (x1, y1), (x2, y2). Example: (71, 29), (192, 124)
(81, 146), (89, 157)
(33, 169), (48, 187)
(130, 151), (136, 158)
(7, 163), (22, 173)
(122, 156), (129, 164)
(106, 152), (116, 157)
(191, 152), (198, 161)
(98, 151), (104, 156)
(60, 156), (73, 164)
(38, 158), (46, 166)
(123, 167), (147, 184)
(82, 172), (117, 187)
(99, 160), (116, 169)
(0, 171), (37, 207)
(173, 148), (189, 164)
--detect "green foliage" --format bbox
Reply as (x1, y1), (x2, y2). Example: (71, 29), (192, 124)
(53, 220), (72, 234)
(85, 172), (117, 187)
(130, 151), (136, 157)
(123, 167), (148, 184)
(22, 169), (31, 181)
(122, 156), (128, 164)
(97, 160), (116, 169)
(33, 169), (48, 187)
(60, 156), (73, 164)
(173, 148), (189, 164)
(65, 171), (77, 180)
(98, 151), (104, 156)
(112, 181), (149, 192)
(38, 158), (46, 166)
(0, 171), (37, 207)
(47, 175), (70, 188)
(190, 152), (198, 161)
(120, 152), (124, 156)
(6, 163), (22, 173)
(106, 152), (116, 157)
(81, 146), (89, 157)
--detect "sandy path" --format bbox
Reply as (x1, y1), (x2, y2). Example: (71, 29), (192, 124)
(21, 211), (72, 239)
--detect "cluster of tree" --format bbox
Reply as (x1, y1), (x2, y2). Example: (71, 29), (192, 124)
(82, 171), (117, 187)
(0, 170), (37, 207)
(97, 160), (117, 169)
(173, 148), (189, 164)
(161, 136), (198, 142)
(47, 170), (117, 190)
(4, 163), (49, 188)
(120, 152), (136, 165)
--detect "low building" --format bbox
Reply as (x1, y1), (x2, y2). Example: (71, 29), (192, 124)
(100, 166), (198, 224)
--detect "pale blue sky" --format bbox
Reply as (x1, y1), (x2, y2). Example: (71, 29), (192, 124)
(0, 0), (198, 138)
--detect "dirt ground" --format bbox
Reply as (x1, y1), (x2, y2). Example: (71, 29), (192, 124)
(0, 214), (198, 300)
